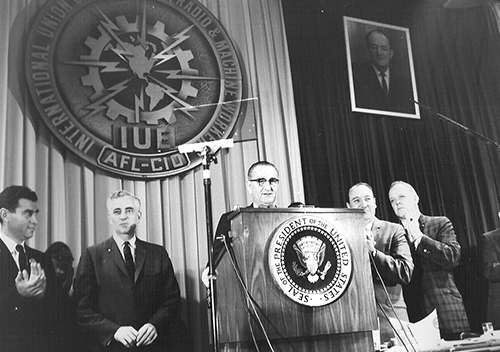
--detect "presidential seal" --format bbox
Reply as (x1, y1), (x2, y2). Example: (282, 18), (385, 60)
(26, 0), (243, 178)
(268, 215), (353, 307)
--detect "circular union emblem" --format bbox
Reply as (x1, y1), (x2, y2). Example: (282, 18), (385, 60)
(268, 215), (353, 307)
(25, 0), (243, 178)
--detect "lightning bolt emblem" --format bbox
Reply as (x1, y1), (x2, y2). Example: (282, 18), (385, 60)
(153, 25), (194, 66)
(64, 61), (128, 73)
(82, 77), (133, 119)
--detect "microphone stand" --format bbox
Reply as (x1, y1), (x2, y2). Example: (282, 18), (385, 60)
(201, 146), (219, 352)
(413, 99), (500, 151)
(178, 139), (234, 352)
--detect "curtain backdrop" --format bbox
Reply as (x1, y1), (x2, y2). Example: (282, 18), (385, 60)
(283, 0), (500, 334)
(0, 1), (304, 351)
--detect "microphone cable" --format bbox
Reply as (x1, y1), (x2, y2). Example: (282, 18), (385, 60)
(222, 237), (302, 352)
(222, 236), (276, 352)
(369, 253), (418, 352)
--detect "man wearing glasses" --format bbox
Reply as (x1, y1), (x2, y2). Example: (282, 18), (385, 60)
(202, 161), (279, 286)
(245, 161), (280, 209)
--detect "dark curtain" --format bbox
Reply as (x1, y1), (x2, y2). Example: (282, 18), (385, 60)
(282, 0), (500, 333)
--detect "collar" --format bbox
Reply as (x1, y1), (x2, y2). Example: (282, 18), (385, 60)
(366, 218), (375, 232)
(113, 234), (136, 249)
(0, 227), (24, 255)
(252, 203), (278, 209)
(372, 65), (390, 79)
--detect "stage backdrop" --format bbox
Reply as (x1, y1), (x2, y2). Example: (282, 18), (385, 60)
(282, 0), (500, 334)
(0, 1), (304, 351)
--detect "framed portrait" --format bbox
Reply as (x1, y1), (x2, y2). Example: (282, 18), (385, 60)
(344, 17), (420, 119)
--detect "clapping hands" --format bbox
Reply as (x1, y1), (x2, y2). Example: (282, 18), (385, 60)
(15, 259), (46, 299)
(400, 209), (423, 244)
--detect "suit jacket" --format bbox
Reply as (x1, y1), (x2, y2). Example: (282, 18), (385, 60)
(0, 238), (57, 352)
(481, 228), (500, 329)
(352, 61), (415, 114)
(211, 205), (254, 269)
(403, 214), (469, 335)
(370, 218), (413, 343)
(74, 237), (184, 352)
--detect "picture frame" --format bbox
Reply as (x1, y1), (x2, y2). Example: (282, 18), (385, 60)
(344, 16), (420, 119)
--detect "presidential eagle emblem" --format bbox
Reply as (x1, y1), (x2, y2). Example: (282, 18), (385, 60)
(292, 236), (332, 283)
(268, 215), (353, 307)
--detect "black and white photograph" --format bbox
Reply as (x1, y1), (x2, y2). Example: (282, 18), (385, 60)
(345, 16), (420, 119)
(2, 0), (500, 351)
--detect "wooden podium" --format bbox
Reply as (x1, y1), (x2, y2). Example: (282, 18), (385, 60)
(216, 207), (377, 352)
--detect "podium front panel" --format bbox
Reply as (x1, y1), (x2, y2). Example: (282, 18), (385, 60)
(216, 208), (377, 349)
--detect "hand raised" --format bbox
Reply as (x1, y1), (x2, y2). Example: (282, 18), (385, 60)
(15, 260), (46, 298)
(401, 213), (422, 243)
(365, 228), (376, 254)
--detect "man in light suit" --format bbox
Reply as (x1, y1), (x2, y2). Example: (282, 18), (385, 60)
(75, 190), (185, 351)
(389, 181), (470, 340)
(0, 185), (56, 352)
(347, 182), (413, 344)
(480, 227), (500, 329)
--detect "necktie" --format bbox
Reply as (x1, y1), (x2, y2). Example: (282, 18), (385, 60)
(123, 242), (135, 279)
(16, 244), (29, 274)
(380, 72), (388, 95)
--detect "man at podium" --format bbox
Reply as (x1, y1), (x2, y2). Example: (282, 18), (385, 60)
(347, 182), (413, 344)
(202, 161), (280, 286)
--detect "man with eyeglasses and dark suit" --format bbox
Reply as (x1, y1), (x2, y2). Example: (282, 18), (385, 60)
(202, 161), (280, 286)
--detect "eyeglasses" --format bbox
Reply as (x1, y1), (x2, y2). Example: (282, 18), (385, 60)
(249, 178), (279, 187)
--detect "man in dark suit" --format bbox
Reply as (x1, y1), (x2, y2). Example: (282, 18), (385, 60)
(347, 182), (413, 344)
(388, 181), (470, 340)
(74, 190), (185, 351)
(480, 227), (500, 329)
(202, 161), (280, 286)
(0, 185), (56, 352)
(352, 28), (415, 114)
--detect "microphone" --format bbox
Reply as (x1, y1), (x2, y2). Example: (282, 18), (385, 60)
(177, 138), (234, 154)
(412, 99), (500, 151)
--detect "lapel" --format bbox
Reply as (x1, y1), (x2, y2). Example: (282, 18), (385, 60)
(104, 237), (130, 279)
(0, 238), (18, 274)
(134, 239), (147, 282)
(24, 245), (37, 262)
(370, 217), (382, 245)
(418, 214), (427, 235)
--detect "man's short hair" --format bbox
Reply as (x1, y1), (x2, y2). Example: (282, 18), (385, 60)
(389, 181), (418, 196)
(347, 182), (373, 201)
(46, 241), (74, 261)
(107, 190), (141, 210)
(0, 186), (38, 224)
(247, 161), (279, 179)
(365, 28), (392, 48)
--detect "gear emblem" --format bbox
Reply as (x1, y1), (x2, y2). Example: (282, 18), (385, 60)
(25, 0), (243, 178)
(78, 14), (199, 126)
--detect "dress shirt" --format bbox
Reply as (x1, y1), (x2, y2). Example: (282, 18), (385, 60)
(113, 234), (136, 263)
(372, 65), (390, 91)
(366, 219), (376, 256)
(0, 229), (26, 271)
